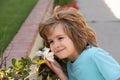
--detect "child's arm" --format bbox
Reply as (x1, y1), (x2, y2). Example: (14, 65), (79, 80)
(118, 78), (120, 80)
(46, 60), (68, 80)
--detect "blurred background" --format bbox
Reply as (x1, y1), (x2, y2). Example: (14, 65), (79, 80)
(78, 0), (120, 63)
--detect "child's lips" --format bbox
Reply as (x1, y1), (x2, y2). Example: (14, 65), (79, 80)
(55, 49), (64, 54)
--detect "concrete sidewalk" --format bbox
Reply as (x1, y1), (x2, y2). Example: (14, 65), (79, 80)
(78, 0), (120, 63)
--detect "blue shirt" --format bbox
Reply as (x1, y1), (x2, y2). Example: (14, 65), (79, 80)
(67, 46), (120, 80)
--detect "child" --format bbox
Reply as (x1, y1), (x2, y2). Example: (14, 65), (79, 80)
(39, 6), (120, 80)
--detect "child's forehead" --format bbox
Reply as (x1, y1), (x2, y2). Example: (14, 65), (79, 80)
(48, 23), (64, 32)
(46, 24), (66, 37)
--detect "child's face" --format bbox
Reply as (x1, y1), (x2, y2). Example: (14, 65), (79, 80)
(47, 23), (79, 61)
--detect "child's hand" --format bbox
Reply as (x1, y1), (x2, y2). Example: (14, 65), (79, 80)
(46, 60), (68, 80)
(46, 60), (62, 75)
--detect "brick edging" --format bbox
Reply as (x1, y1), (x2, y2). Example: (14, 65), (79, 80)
(3, 0), (53, 67)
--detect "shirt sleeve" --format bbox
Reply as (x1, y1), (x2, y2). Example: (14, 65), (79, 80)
(92, 48), (120, 80)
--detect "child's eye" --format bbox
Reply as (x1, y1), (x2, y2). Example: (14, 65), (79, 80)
(58, 37), (64, 40)
(48, 40), (53, 44)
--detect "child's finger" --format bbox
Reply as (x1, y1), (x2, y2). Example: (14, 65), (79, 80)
(46, 61), (52, 69)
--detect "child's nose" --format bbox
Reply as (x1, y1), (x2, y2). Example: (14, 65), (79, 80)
(53, 41), (60, 49)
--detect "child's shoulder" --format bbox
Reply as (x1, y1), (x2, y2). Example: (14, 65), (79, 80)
(87, 46), (116, 63)
(85, 45), (110, 58)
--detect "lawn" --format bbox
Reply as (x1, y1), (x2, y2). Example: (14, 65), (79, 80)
(0, 0), (38, 55)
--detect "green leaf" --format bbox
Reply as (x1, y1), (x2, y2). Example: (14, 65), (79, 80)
(32, 56), (39, 61)
(12, 58), (17, 67)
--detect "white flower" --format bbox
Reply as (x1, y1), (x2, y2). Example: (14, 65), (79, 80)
(36, 47), (54, 62)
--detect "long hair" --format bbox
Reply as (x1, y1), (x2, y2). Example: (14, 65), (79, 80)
(39, 6), (98, 53)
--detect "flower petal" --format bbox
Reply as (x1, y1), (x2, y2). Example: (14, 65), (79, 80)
(45, 52), (54, 62)
(43, 47), (50, 55)
(36, 51), (43, 56)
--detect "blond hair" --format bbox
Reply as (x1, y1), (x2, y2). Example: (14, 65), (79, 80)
(39, 6), (98, 53)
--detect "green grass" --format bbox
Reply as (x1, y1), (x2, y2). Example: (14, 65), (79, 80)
(0, 0), (38, 55)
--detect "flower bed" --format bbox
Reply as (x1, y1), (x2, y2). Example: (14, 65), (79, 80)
(54, 0), (79, 9)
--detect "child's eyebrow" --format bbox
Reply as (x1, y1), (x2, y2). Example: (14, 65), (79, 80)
(56, 35), (64, 37)
(47, 35), (64, 40)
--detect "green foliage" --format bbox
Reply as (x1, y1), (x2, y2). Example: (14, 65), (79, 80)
(0, 57), (33, 79)
(0, 54), (67, 80)
(54, 0), (75, 6)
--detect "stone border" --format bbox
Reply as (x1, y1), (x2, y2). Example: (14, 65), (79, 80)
(3, 0), (54, 67)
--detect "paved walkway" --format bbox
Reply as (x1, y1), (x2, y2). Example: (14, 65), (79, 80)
(78, 0), (120, 63)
